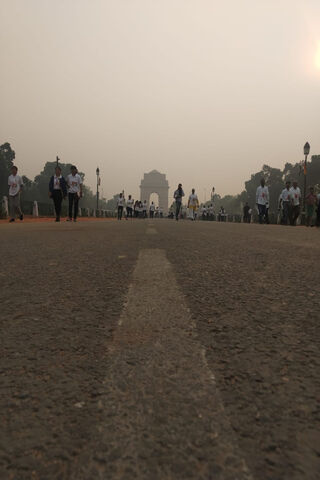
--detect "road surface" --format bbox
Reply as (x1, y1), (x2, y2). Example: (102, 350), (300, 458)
(1, 219), (319, 479)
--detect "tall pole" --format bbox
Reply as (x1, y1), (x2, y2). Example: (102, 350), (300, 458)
(303, 154), (307, 214)
(303, 142), (310, 216)
(96, 167), (100, 211)
(56, 156), (60, 167)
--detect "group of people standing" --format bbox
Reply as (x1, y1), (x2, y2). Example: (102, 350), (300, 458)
(116, 193), (163, 220)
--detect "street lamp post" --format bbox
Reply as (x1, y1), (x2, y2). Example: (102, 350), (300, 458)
(303, 142), (310, 216)
(56, 156), (60, 167)
(96, 167), (100, 212)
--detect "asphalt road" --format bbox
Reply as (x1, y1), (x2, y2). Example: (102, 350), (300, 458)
(1, 219), (319, 479)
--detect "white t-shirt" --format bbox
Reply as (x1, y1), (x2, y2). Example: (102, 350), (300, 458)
(8, 174), (23, 196)
(208, 206), (214, 214)
(201, 207), (207, 215)
(150, 204), (155, 211)
(53, 175), (62, 190)
(188, 194), (199, 207)
(256, 185), (269, 205)
(143, 202), (147, 211)
(67, 173), (82, 193)
(280, 188), (291, 202)
(126, 198), (134, 207)
(290, 187), (301, 206)
(117, 197), (125, 207)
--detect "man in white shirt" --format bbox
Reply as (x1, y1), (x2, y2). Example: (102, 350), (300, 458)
(289, 181), (301, 226)
(278, 181), (291, 225)
(256, 178), (270, 224)
(117, 192), (125, 220)
(208, 204), (214, 221)
(142, 200), (148, 219)
(201, 205), (207, 221)
(149, 201), (155, 219)
(67, 165), (83, 222)
(126, 195), (134, 219)
(187, 189), (199, 221)
(8, 165), (24, 222)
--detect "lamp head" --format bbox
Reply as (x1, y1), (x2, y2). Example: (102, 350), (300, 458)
(96, 167), (100, 175)
(304, 142), (310, 156)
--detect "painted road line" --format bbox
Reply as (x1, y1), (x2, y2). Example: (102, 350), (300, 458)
(93, 249), (253, 479)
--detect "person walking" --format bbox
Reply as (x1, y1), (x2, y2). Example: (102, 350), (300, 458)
(134, 200), (139, 218)
(278, 181), (291, 225)
(305, 186), (317, 227)
(149, 201), (155, 219)
(289, 181), (301, 226)
(208, 203), (214, 221)
(174, 183), (184, 221)
(67, 166), (83, 222)
(218, 206), (226, 222)
(8, 165), (24, 223)
(49, 166), (67, 222)
(142, 200), (148, 218)
(256, 178), (269, 224)
(126, 195), (134, 219)
(187, 189), (199, 221)
(117, 192), (125, 220)
(243, 202), (250, 223)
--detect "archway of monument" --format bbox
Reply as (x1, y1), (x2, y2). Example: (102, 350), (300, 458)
(140, 170), (169, 213)
(149, 192), (159, 208)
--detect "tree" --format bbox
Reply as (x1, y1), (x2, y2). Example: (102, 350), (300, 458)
(0, 143), (15, 198)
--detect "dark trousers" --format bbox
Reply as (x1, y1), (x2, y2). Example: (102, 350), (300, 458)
(258, 204), (269, 224)
(175, 201), (182, 220)
(118, 206), (123, 220)
(143, 210), (147, 218)
(68, 193), (79, 219)
(150, 210), (154, 219)
(290, 205), (300, 225)
(281, 202), (290, 225)
(126, 207), (133, 218)
(52, 190), (63, 219)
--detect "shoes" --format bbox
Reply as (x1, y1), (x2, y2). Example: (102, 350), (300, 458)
(55, 217), (60, 222)
(73, 218), (77, 222)
(66, 218), (72, 222)
(9, 218), (15, 223)
(20, 214), (24, 221)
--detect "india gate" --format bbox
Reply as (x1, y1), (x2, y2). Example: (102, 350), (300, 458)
(140, 170), (169, 212)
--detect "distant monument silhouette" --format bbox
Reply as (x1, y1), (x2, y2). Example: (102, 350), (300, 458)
(140, 170), (169, 213)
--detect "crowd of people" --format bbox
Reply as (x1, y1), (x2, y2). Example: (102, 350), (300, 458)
(6, 166), (320, 227)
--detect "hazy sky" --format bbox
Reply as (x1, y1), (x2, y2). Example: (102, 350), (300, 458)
(1, 0), (320, 202)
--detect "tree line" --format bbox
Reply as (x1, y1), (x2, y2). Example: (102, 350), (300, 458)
(207, 159), (320, 214)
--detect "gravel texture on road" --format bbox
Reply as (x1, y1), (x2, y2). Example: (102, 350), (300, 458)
(1, 219), (319, 479)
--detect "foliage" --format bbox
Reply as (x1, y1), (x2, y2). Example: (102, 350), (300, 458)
(0, 143), (15, 198)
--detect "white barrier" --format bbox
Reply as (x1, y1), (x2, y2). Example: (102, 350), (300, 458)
(2, 196), (9, 217)
(32, 201), (39, 217)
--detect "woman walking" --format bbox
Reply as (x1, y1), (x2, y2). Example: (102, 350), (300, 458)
(187, 188), (199, 221)
(49, 166), (67, 222)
